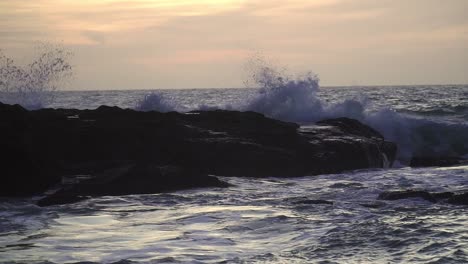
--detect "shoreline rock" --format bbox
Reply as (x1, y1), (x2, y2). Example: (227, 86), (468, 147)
(1, 102), (397, 204)
(410, 156), (468, 168)
(378, 189), (468, 205)
(37, 165), (229, 206)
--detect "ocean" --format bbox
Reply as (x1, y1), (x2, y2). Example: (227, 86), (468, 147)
(1, 84), (468, 263)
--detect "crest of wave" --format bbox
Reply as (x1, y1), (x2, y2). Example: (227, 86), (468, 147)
(135, 93), (178, 112)
(240, 58), (468, 162)
(243, 66), (324, 123)
(0, 44), (73, 110)
(242, 57), (368, 123)
(133, 56), (468, 162)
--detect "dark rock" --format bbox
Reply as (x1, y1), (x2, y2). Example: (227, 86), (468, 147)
(360, 202), (386, 208)
(37, 194), (89, 207)
(410, 156), (467, 167)
(37, 164), (229, 206)
(378, 189), (468, 206)
(316, 117), (383, 140)
(0, 102), (397, 199)
(292, 199), (333, 205)
(447, 192), (468, 205)
(0, 141), (61, 196)
(432, 192), (454, 200)
(378, 190), (437, 203)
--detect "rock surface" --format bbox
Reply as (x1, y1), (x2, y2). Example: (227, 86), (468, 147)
(378, 189), (468, 205)
(37, 165), (229, 206)
(410, 156), (467, 167)
(0, 102), (397, 201)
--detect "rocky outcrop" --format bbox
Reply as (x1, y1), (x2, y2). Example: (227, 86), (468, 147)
(37, 165), (229, 206)
(0, 102), (397, 201)
(378, 189), (468, 205)
(410, 156), (467, 167)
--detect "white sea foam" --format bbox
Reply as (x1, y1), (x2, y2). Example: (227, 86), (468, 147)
(134, 93), (177, 112)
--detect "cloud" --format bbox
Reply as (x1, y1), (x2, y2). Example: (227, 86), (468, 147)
(1, 0), (467, 88)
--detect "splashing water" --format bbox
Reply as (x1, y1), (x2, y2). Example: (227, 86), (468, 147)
(135, 93), (177, 112)
(132, 57), (468, 163)
(0, 44), (73, 109)
(241, 57), (373, 123)
(243, 69), (323, 122)
(239, 58), (468, 163)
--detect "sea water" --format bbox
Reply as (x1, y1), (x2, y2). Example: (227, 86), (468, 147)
(1, 85), (468, 263)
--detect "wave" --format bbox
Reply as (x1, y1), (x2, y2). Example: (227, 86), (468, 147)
(136, 62), (468, 163)
(245, 68), (468, 162)
(135, 93), (178, 112)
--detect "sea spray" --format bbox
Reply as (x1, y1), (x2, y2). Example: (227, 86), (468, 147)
(133, 58), (468, 163)
(0, 44), (73, 109)
(240, 58), (468, 163)
(241, 55), (323, 122)
(135, 92), (177, 112)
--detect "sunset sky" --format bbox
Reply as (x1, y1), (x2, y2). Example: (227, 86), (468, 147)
(1, 0), (467, 89)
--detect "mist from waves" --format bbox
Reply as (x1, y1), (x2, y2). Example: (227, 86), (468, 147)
(135, 62), (468, 164)
(0, 44), (73, 110)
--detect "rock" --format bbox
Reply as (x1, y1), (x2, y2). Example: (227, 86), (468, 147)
(0, 102), (397, 199)
(292, 199), (333, 205)
(378, 190), (437, 203)
(447, 192), (468, 205)
(316, 117), (383, 140)
(37, 164), (229, 206)
(378, 189), (468, 205)
(410, 156), (467, 167)
(359, 202), (386, 208)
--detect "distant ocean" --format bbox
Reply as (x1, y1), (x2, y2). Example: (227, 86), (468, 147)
(1, 85), (468, 263)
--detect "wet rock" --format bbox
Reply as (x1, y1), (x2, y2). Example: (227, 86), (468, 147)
(0, 102), (397, 198)
(37, 164), (229, 206)
(410, 156), (467, 167)
(378, 189), (468, 205)
(316, 117), (383, 140)
(37, 194), (89, 207)
(378, 190), (437, 203)
(431, 192), (455, 200)
(292, 199), (333, 205)
(447, 192), (468, 205)
(359, 201), (387, 208)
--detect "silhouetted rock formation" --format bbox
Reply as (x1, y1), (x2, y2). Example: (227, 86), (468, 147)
(0, 102), (397, 204)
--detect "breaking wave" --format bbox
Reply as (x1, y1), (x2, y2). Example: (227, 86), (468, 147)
(135, 93), (177, 112)
(137, 58), (468, 163)
(241, 62), (468, 162)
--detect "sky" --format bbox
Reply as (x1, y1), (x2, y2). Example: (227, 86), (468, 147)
(1, 0), (468, 89)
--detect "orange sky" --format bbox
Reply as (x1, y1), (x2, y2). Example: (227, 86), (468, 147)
(1, 0), (467, 89)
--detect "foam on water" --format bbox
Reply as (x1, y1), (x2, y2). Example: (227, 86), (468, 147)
(1, 166), (467, 263)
